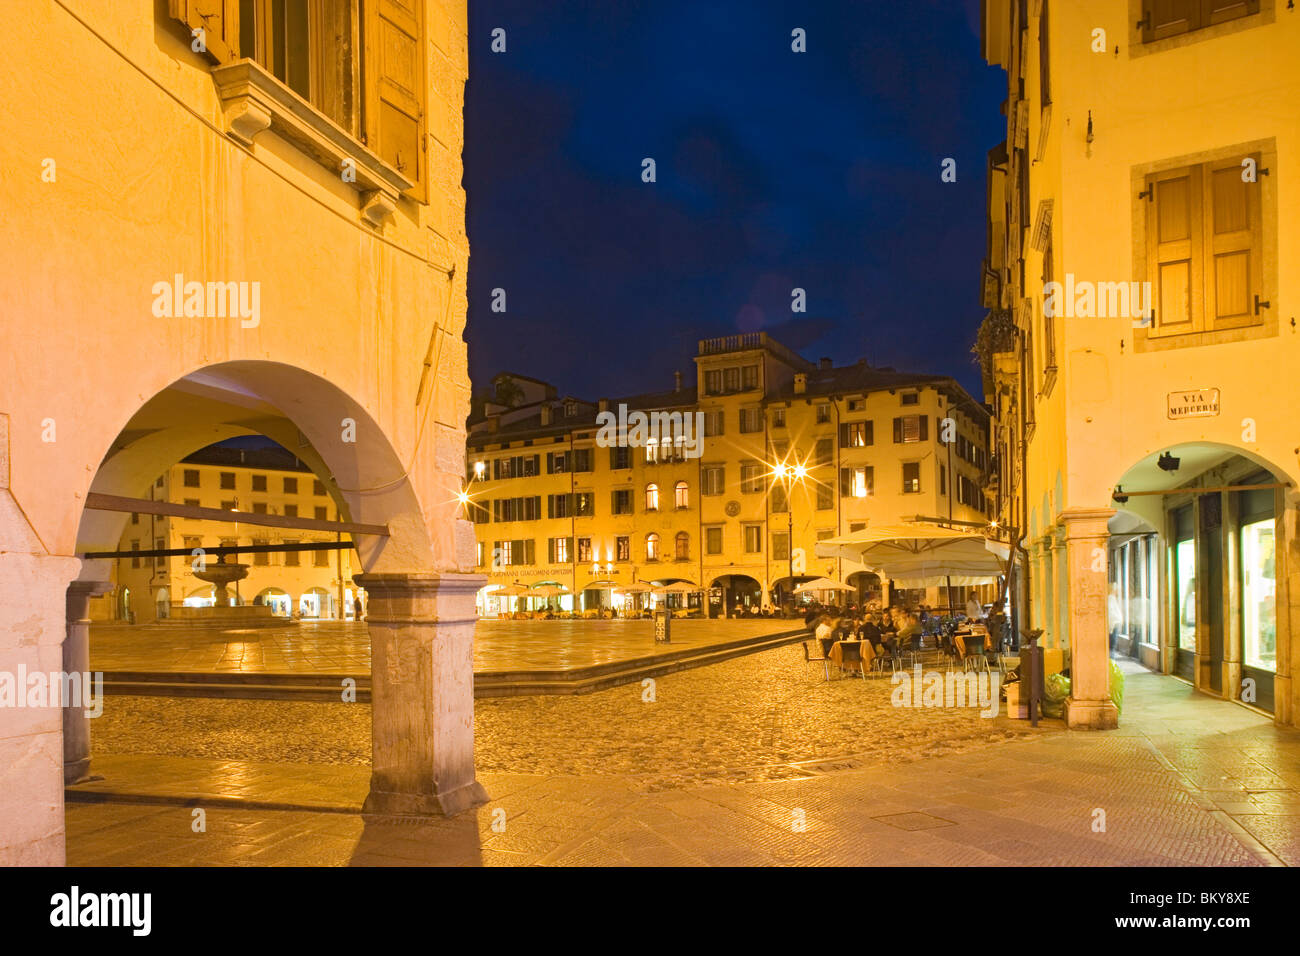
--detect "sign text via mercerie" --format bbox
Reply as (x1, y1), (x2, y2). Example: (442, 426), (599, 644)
(1167, 388), (1220, 420)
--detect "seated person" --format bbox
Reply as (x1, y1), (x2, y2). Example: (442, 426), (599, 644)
(814, 614), (837, 657)
(860, 614), (883, 651)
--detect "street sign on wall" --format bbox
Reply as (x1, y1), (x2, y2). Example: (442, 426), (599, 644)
(1166, 388), (1220, 420)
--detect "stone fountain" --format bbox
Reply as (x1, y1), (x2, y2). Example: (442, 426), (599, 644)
(162, 555), (289, 627)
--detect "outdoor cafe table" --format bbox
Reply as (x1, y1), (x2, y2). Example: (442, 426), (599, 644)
(829, 639), (874, 674)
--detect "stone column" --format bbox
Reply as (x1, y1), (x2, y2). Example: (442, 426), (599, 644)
(64, 580), (112, 784)
(1054, 529), (1070, 649)
(1061, 508), (1119, 729)
(1037, 538), (1054, 647)
(354, 571), (488, 816)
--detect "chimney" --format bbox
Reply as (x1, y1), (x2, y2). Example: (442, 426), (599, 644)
(819, 357), (832, 370)
(674, 371), (682, 393)
(598, 398), (609, 413)
(488, 414), (500, 434)
(793, 373), (807, 395)
(540, 405), (553, 425)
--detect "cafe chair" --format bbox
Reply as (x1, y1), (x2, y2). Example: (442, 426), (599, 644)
(963, 636), (989, 673)
(835, 640), (868, 682)
(802, 640), (831, 682)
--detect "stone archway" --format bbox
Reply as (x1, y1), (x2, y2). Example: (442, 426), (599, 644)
(4, 360), (484, 865)
(1102, 442), (1296, 723)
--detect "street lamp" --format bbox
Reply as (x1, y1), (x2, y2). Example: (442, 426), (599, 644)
(770, 456), (809, 610)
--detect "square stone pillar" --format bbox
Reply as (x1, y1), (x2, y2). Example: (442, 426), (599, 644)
(354, 571), (488, 816)
(64, 580), (112, 784)
(1060, 508), (1119, 729)
(0, 551), (81, 866)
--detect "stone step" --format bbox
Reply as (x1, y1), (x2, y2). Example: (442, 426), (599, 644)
(99, 627), (811, 700)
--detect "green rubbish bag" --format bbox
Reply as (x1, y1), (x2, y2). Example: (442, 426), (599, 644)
(1041, 672), (1071, 719)
(1109, 659), (1125, 717)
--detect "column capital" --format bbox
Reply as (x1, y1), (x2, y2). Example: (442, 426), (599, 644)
(353, 571), (485, 624)
(1059, 508), (1116, 540)
(67, 579), (113, 600)
(353, 571), (486, 594)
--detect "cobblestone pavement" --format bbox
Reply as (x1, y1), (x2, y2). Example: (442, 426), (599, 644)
(66, 663), (1300, 866)
(65, 660), (1300, 865)
(90, 643), (1035, 787)
(90, 619), (796, 673)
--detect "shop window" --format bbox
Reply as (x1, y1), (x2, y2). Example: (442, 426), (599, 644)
(1175, 536), (1197, 650)
(1241, 518), (1276, 671)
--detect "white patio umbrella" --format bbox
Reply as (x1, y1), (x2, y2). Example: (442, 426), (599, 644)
(487, 583), (531, 596)
(793, 577), (854, 595)
(814, 525), (1009, 583)
(528, 584), (570, 598)
(652, 581), (701, 593)
(618, 583), (653, 594)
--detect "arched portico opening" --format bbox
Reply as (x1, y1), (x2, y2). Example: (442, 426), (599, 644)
(1106, 442), (1294, 718)
(57, 360), (486, 834)
(708, 574), (762, 618)
(300, 587), (334, 619)
(846, 571), (883, 607)
(254, 587), (291, 617)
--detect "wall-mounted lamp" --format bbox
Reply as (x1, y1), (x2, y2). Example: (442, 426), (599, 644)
(1112, 485), (1129, 505)
(1157, 452), (1181, 472)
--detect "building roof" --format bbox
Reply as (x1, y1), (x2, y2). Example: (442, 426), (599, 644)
(181, 444), (314, 473)
(468, 336), (987, 448)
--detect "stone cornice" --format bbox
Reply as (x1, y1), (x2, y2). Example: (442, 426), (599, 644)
(210, 59), (413, 228)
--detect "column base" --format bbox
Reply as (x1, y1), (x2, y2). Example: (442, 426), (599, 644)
(362, 778), (489, 818)
(1064, 696), (1119, 729)
(64, 758), (91, 786)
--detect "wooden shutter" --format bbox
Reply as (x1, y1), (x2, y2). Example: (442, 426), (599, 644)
(839, 423), (849, 448)
(1143, 0), (1200, 42)
(547, 539), (555, 563)
(1038, 0), (1050, 106)
(1203, 0), (1260, 27)
(892, 417), (902, 443)
(1204, 156), (1263, 330)
(364, 0), (426, 198)
(919, 416), (929, 441)
(169, 0), (240, 64)
(1146, 165), (1204, 337)
(840, 468), (851, 497)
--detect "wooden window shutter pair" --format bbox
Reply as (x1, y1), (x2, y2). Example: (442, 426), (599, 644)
(1140, 0), (1260, 43)
(1145, 155), (1262, 337)
(169, 0), (240, 64)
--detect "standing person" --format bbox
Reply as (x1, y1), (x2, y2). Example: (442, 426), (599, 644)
(965, 593), (984, 623)
(353, 596), (364, 621)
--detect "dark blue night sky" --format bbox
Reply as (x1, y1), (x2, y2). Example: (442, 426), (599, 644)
(464, 0), (1005, 401)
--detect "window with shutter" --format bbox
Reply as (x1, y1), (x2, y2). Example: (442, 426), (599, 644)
(1145, 155), (1264, 338)
(364, 0), (426, 199)
(1140, 0), (1259, 42)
